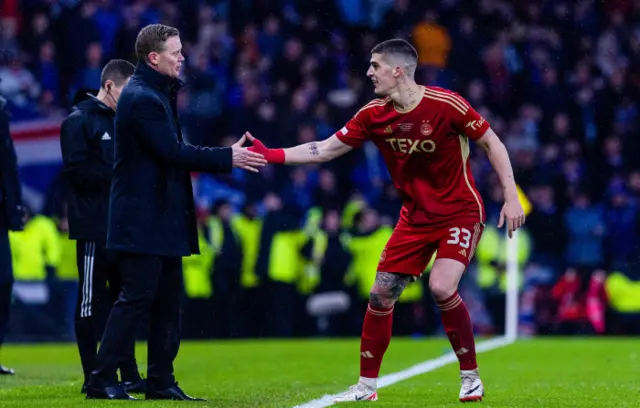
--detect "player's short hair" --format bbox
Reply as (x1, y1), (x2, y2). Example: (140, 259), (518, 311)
(100, 59), (135, 88)
(135, 24), (179, 63)
(371, 39), (418, 78)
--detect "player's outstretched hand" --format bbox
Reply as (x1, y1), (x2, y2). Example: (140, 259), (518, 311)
(245, 132), (285, 164)
(498, 199), (525, 238)
(231, 133), (267, 173)
(245, 132), (268, 155)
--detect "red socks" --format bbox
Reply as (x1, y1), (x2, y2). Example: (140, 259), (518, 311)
(437, 291), (477, 370)
(360, 304), (394, 378)
(358, 292), (476, 378)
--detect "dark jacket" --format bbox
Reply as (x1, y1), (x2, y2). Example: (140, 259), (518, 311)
(0, 95), (24, 281)
(0, 96), (23, 232)
(60, 91), (115, 241)
(107, 63), (233, 257)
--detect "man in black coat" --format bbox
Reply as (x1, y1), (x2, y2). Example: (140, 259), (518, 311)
(0, 92), (24, 375)
(86, 24), (265, 401)
(60, 59), (145, 394)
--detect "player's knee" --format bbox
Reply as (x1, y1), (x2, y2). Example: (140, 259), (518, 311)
(429, 277), (456, 302)
(369, 291), (396, 309)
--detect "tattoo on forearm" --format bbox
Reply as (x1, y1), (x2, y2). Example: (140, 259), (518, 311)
(369, 272), (414, 308)
(309, 142), (319, 156)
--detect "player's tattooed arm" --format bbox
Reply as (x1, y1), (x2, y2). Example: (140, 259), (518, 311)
(369, 272), (415, 308)
(281, 135), (352, 164)
(309, 142), (320, 156)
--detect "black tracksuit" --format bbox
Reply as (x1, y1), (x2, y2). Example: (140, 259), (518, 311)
(60, 92), (139, 384)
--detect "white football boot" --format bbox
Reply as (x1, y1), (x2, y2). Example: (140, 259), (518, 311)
(459, 369), (484, 402)
(333, 382), (378, 403)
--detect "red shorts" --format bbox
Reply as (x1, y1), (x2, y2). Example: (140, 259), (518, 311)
(377, 218), (484, 276)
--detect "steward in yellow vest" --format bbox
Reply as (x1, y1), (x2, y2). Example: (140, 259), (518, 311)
(300, 209), (353, 336)
(255, 194), (306, 337)
(181, 218), (214, 339)
(231, 202), (263, 337)
(208, 201), (244, 338)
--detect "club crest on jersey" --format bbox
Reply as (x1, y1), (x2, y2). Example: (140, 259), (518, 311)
(420, 122), (433, 136)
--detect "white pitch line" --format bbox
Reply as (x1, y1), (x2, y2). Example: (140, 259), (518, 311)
(292, 336), (514, 408)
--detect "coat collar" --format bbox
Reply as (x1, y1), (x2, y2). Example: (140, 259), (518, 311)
(86, 93), (112, 111)
(134, 61), (185, 94)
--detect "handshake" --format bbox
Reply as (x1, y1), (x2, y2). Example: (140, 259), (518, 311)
(230, 132), (284, 172)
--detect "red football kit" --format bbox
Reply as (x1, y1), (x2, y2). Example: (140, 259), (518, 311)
(336, 86), (490, 275)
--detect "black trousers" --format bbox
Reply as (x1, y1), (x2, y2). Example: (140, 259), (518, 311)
(89, 253), (183, 388)
(75, 240), (139, 382)
(0, 229), (13, 349)
(0, 281), (10, 345)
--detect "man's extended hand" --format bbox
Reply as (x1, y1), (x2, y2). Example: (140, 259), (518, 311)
(245, 132), (285, 164)
(231, 134), (267, 173)
(498, 198), (525, 238)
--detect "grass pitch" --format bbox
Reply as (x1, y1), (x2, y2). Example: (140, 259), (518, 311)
(0, 337), (637, 407)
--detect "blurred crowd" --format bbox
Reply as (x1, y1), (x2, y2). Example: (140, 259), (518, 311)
(2, 0), (640, 339)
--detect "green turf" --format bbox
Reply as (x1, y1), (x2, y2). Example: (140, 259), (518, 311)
(0, 337), (637, 407)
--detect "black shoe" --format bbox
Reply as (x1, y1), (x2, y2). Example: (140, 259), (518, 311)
(86, 384), (137, 400)
(145, 382), (206, 401)
(80, 382), (88, 394)
(0, 365), (14, 375)
(123, 378), (147, 394)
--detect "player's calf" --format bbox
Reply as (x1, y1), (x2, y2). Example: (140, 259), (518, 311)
(429, 259), (483, 401)
(339, 272), (414, 403)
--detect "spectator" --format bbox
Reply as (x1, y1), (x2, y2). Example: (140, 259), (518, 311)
(552, 268), (590, 334)
(411, 10), (451, 83)
(564, 191), (606, 271)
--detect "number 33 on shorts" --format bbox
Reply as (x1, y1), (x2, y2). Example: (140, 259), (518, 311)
(447, 227), (472, 248)
(440, 224), (483, 265)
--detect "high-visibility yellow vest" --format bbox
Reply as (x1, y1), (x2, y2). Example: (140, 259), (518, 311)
(341, 199), (366, 230)
(606, 272), (640, 313)
(298, 230), (328, 295)
(183, 227), (213, 298)
(231, 215), (262, 288)
(269, 230), (307, 284)
(476, 226), (531, 291)
(343, 226), (392, 299)
(57, 232), (78, 280)
(9, 215), (62, 281)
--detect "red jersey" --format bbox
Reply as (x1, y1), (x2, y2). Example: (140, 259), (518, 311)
(336, 86), (489, 227)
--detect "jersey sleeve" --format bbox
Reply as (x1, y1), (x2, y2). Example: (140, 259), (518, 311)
(448, 93), (490, 141)
(335, 112), (369, 148)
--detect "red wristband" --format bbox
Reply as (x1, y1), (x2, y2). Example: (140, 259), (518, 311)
(267, 148), (285, 164)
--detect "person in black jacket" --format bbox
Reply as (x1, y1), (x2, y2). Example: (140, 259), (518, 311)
(0, 92), (24, 375)
(60, 59), (146, 394)
(86, 24), (265, 401)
